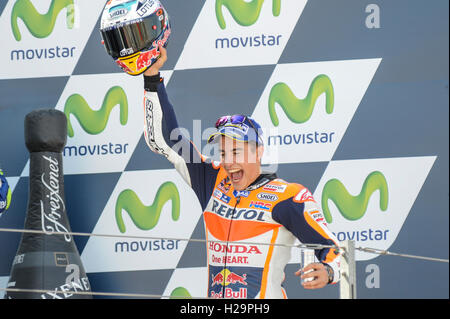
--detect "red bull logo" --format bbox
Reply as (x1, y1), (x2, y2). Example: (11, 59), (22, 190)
(217, 176), (231, 193)
(136, 28), (171, 70)
(136, 48), (158, 70)
(211, 269), (247, 287)
(116, 28), (172, 75)
(210, 288), (248, 299)
(226, 272), (247, 285)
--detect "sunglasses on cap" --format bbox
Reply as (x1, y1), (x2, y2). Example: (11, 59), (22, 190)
(214, 114), (261, 145)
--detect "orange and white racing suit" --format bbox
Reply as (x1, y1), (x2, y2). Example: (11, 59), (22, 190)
(143, 74), (341, 299)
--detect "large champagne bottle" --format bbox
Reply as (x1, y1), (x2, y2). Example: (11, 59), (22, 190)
(5, 109), (92, 299)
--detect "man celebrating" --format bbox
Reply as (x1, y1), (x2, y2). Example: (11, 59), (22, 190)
(142, 47), (340, 299)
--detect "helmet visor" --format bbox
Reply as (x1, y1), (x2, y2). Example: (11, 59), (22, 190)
(101, 11), (165, 59)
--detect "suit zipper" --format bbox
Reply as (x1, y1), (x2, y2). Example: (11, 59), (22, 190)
(221, 196), (240, 298)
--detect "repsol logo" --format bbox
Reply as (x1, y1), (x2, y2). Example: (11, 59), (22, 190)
(214, 0), (282, 50)
(211, 199), (266, 221)
(262, 184), (286, 193)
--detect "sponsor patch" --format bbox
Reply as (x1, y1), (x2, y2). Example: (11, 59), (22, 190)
(249, 201), (272, 210)
(262, 183), (287, 193)
(310, 211), (327, 225)
(233, 190), (249, 198)
(214, 189), (231, 204)
(294, 188), (315, 203)
(217, 176), (231, 193)
(257, 192), (278, 201)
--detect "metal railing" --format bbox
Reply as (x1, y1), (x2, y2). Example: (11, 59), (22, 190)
(0, 227), (447, 299)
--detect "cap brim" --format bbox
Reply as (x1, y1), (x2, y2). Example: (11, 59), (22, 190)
(207, 130), (247, 144)
(207, 124), (262, 144)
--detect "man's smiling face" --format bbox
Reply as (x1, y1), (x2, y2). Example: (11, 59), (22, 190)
(219, 136), (264, 191)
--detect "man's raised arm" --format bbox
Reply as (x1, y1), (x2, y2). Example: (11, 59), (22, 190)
(142, 47), (220, 209)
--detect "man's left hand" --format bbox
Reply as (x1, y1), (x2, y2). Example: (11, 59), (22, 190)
(294, 262), (329, 289)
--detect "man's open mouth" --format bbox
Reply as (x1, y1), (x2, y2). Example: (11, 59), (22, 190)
(228, 169), (243, 183)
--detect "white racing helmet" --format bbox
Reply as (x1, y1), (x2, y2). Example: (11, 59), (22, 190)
(100, 0), (171, 76)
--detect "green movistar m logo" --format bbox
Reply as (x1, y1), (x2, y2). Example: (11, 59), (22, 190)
(11, 0), (75, 41)
(170, 287), (192, 299)
(268, 74), (334, 127)
(215, 0), (281, 29)
(64, 86), (128, 138)
(115, 182), (181, 233)
(321, 171), (389, 223)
